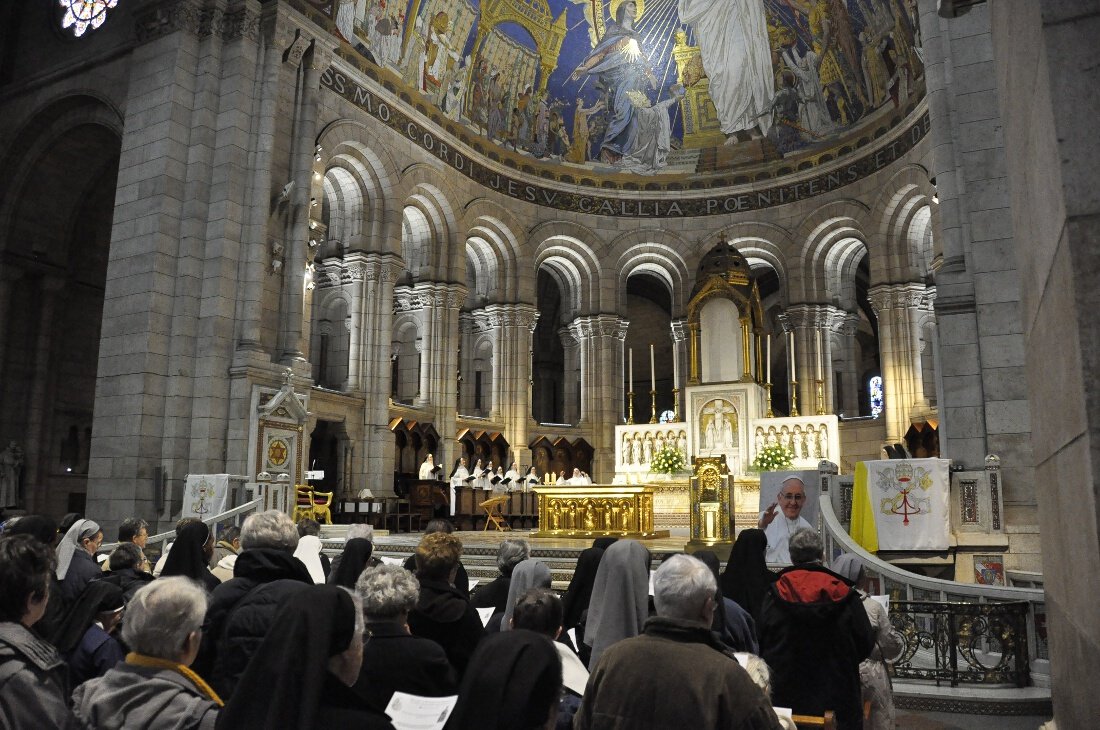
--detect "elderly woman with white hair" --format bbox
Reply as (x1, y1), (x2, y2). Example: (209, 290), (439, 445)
(352, 564), (457, 712)
(71, 577), (222, 729)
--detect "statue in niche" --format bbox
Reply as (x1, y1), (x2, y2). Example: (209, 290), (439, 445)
(0, 441), (23, 507)
(643, 434), (653, 464)
(622, 435), (633, 465)
(755, 426), (766, 455)
(677, 431), (688, 460)
(700, 399), (737, 451)
(816, 426), (829, 459)
(793, 426), (805, 458)
(630, 436), (640, 465)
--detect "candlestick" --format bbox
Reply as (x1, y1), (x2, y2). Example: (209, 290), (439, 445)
(649, 388), (658, 423)
(815, 379), (826, 416)
(815, 330), (823, 381)
(765, 383), (774, 418)
(650, 344), (656, 392)
(766, 335), (771, 384)
(629, 348), (633, 391)
(627, 391), (635, 424)
(790, 379), (800, 417)
(789, 331), (796, 380)
(672, 387), (680, 422)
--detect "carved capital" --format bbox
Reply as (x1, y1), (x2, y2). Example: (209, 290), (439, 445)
(134, 0), (206, 43)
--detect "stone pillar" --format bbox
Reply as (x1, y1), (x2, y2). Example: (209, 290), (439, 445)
(558, 327), (580, 425)
(989, 2), (1100, 720)
(431, 285), (466, 471)
(569, 315), (628, 480)
(868, 283), (932, 442)
(23, 276), (64, 513)
(670, 319), (686, 420)
(786, 304), (837, 415)
(491, 304), (539, 466)
(832, 311), (861, 416)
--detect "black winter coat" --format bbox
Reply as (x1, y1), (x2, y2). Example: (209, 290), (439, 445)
(193, 548), (313, 698)
(407, 579), (485, 677)
(352, 621), (457, 712)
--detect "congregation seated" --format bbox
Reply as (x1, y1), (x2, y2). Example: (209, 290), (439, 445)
(470, 537), (530, 613)
(352, 564), (457, 712)
(95, 542), (155, 601)
(329, 534), (377, 589)
(402, 519), (471, 598)
(51, 581), (126, 687)
(574, 554), (782, 730)
(445, 629), (562, 730)
(694, 549), (759, 653)
(4, 515), (66, 637)
(328, 523), (380, 586)
(208, 525), (240, 581)
(194, 509), (314, 697)
(582, 539), (651, 667)
(115, 517), (151, 573)
(72, 577), (222, 729)
(720, 528), (779, 625)
(56, 519), (104, 604)
(160, 520), (221, 593)
(295, 518), (331, 581)
(560, 543), (606, 662)
(759, 528), (874, 730)
(0, 533), (73, 728)
(153, 517), (202, 577)
(218, 585), (394, 730)
(407, 531), (485, 676)
(491, 558), (551, 633)
(510, 588), (589, 730)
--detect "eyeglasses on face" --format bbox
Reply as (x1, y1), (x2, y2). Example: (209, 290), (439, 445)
(779, 493), (805, 501)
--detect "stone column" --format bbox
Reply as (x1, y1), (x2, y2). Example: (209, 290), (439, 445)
(558, 326), (580, 425)
(491, 304), (539, 465)
(670, 319), (686, 420)
(23, 276), (64, 513)
(786, 304), (837, 415)
(832, 311), (861, 416)
(431, 285), (466, 471)
(569, 315), (628, 479)
(869, 283), (932, 442)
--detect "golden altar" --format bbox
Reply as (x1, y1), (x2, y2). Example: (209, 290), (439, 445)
(531, 485), (670, 539)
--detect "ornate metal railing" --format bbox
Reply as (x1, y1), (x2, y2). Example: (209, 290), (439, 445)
(890, 600), (1030, 687)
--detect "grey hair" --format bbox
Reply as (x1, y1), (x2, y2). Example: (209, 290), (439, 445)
(737, 653), (772, 697)
(356, 565), (420, 620)
(345, 523), (375, 541)
(240, 510), (299, 552)
(496, 539), (530, 576)
(108, 542), (145, 571)
(652, 554), (716, 623)
(122, 577), (207, 660)
(788, 527), (823, 564)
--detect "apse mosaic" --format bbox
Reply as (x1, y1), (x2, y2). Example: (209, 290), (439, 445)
(303, 0), (923, 184)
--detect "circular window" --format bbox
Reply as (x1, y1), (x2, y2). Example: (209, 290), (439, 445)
(59, 0), (119, 38)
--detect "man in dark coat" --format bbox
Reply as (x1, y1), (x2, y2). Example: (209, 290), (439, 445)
(0, 534), (75, 728)
(575, 554), (782, 730)
(470, 538), (530, 613)
(192, 509), (313, 698)
(95, 542), (154, 601)
(759, 528), (874, 730)
(407, 532), (485, 677)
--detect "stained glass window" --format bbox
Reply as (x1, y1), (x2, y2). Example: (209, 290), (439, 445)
(870, 376), (884, 418)
(60, 0), (119, 38)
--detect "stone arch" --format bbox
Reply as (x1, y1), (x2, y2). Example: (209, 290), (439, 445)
(870, 164), (936, 283)
(311, 290), (352, 389)
(792, 199), (872, 303)
(460, 199), (525, 305)
(606, 229), (692, 317)
(399, 163), (463, 282)
(390, 315), (423, 403)
(316, 120), (403, 257)
(530, 221), (604, 318)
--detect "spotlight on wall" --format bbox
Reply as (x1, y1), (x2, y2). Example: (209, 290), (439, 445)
(304, 264), (315, 291)
(314, 144), (323, 162)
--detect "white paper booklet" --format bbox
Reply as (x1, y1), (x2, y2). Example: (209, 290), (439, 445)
(384, 692), (458, 730)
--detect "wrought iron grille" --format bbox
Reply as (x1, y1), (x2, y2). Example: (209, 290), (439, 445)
(889, 600), (1030, 687)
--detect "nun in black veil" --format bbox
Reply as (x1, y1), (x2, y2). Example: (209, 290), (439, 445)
(445, 630), (562, 730)
(217, 585), (394, 730)
(719, 528), (778, 624)
(161, 521), (220, 593)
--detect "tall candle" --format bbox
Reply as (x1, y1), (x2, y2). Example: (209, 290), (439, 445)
(650, 344), (656, 391)
(789, 331), (796, 380)
(672, 339), (680, 385)
(629, 348), (634, 391)
(766, 335), (772, 384)
(815, 330), (823, 381)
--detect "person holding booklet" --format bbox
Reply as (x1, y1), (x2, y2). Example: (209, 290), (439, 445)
(504, 462), (522, 492)
(448, 458), (470, 517)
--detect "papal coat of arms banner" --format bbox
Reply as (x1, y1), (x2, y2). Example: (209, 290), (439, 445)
(850, 458), (950, 551)
(183, 474), (230, 517)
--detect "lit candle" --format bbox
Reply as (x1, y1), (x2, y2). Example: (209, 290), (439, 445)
(650, 344), (656, 391)
(789, 331), (796, 381)
(629, 348), (633, 392)
(766, 334), (771, 384)
(815, 330), (823, 381)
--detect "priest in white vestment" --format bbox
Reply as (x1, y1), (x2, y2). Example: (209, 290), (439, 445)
(448, 457), (469, 516)
(759, 477), (812, 563)
(677, 0), (774, 138)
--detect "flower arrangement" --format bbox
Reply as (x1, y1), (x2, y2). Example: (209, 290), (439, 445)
(748, 443), (795, 473)
(650, 446), (686, 474)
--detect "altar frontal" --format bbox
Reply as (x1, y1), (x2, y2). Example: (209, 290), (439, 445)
(531, 485), (669, 540)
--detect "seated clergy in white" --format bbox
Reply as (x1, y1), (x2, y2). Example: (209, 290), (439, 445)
(758, 477), (812, 564)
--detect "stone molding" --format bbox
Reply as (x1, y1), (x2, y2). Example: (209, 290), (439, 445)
(867, 282), (930, 315)
(134, 0), (261, 43)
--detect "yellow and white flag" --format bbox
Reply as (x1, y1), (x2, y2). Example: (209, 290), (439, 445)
(850, 459), (950, 551)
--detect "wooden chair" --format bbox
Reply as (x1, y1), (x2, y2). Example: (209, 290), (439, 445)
(792, 710), (835, 730)
(479, 495), (510, 532)
(292, 485), (315, 523)
(311, 490), (334, 525)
